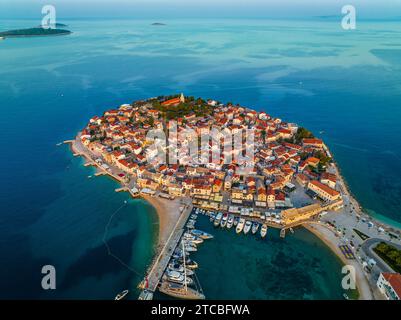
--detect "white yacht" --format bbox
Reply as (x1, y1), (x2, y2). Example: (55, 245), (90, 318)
(233, 217), (239, 226)
(226, 215), (234, 229)
(236, 218), (245, 234)
(214, 212), (223, 227)
(260, 224), (268, 238)
(209, 212), (216, 222)
(184, 243), (197, 252)
(251, 222), (259, 234)
(164, 270), (193, 285)
(243, 220), (252, 234)
(220, 213), (228, 228)
(168, 262), (194, 276)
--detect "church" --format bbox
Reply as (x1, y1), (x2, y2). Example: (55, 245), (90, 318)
(161, 93), (185, 107)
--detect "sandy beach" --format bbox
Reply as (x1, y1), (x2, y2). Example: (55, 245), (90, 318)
(141, 195), (184, 249)
(69, 136), (396, 300)
(69, 137), (185, 250)
(303, 222), (374, 300)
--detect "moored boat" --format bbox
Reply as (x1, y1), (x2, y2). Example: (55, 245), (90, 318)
(184, 258), (198, 269)
(115, 289), (129, 300)
(189, 237), (203, 245)
(184, 243), (197, 252)
(209, 212), (216, 222)
(214, 212), (223, 227)
(183, 232), (195, 241)
(233, 216), (239, 226)
(164, 270), (193, 285)
(172, 248), (189, 259)
(251, 222), (259, 234)
(226, 214), (234, 229)
(260, 224), (268, 238)
(168, 262), (194, 276)
(243, 220), (252, 234)
(191, 229), (213, 239)
(236, 218), (245, 234)
(172, 257), (198, 269)
(220, 213), (228, 228)
(159, 281), (205, 300)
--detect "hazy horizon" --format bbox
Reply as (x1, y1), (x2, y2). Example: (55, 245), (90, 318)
(1, 0), (401, 20)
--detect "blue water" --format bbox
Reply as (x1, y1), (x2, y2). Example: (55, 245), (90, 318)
(1, 18), (401, 299)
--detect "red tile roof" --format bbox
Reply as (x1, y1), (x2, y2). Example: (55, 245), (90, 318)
(383, 273), (401, 298)
(309, 180), (340, 196)
(161, 97), (181, 106)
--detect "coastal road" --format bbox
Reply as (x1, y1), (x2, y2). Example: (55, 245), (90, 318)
(361, 238), (401, 274)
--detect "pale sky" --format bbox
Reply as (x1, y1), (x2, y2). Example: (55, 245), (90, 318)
(1, 0), (401, 19)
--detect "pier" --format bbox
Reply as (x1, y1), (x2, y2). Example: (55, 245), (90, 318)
(115, 187), (128, 192)
(138, 200), (193, 299)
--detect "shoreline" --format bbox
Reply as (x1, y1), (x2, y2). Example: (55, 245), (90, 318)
(141, 194), (184, 252)
(303, 222), (373, 300)
(66, 136), (398, 300)
(330, 152), (401, 235)
(67, 138), (182, 251)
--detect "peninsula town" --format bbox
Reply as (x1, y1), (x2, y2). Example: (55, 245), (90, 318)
(70, 94), (401, 300)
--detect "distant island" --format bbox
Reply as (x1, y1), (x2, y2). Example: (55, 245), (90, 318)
(0, 27), (71, 38)
(151, 22), (166, 26)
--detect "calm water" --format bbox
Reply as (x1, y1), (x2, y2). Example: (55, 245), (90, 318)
(156, 214), (355, 300)
(1, 18), (401, 299)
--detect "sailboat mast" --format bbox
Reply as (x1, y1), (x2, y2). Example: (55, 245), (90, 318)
(182, 240), (187, 292)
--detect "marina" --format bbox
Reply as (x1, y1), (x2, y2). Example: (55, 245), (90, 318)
(206, 209), (277, 239)
(138, 206), (210, 300)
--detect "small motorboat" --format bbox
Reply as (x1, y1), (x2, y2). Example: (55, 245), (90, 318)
(260, 224), (268, 238)
(168, 262), (194, 276)
(189, 237), (203, 245)
(175, 258), (198, 269)
(220, 213), (228, 228)
(164, 270), (193, 285)
(172, 248), (189, 259)
(243, 220), (252, 235)
(236, 218), (245, 234)
(233, 217), (239, 226)
(251, 222), (259, 234)
(214, 212), (223, 227)
(183, 232), (195, 240)
(184, 243), (197, 252)
(209, 212), (216, 222)
(115, 289), (129, 300)
(226, 215), (234, 229)
(191, 229), (213, 239)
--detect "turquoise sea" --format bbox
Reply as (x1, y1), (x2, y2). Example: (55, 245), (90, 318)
(1, 18), (401, 299)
